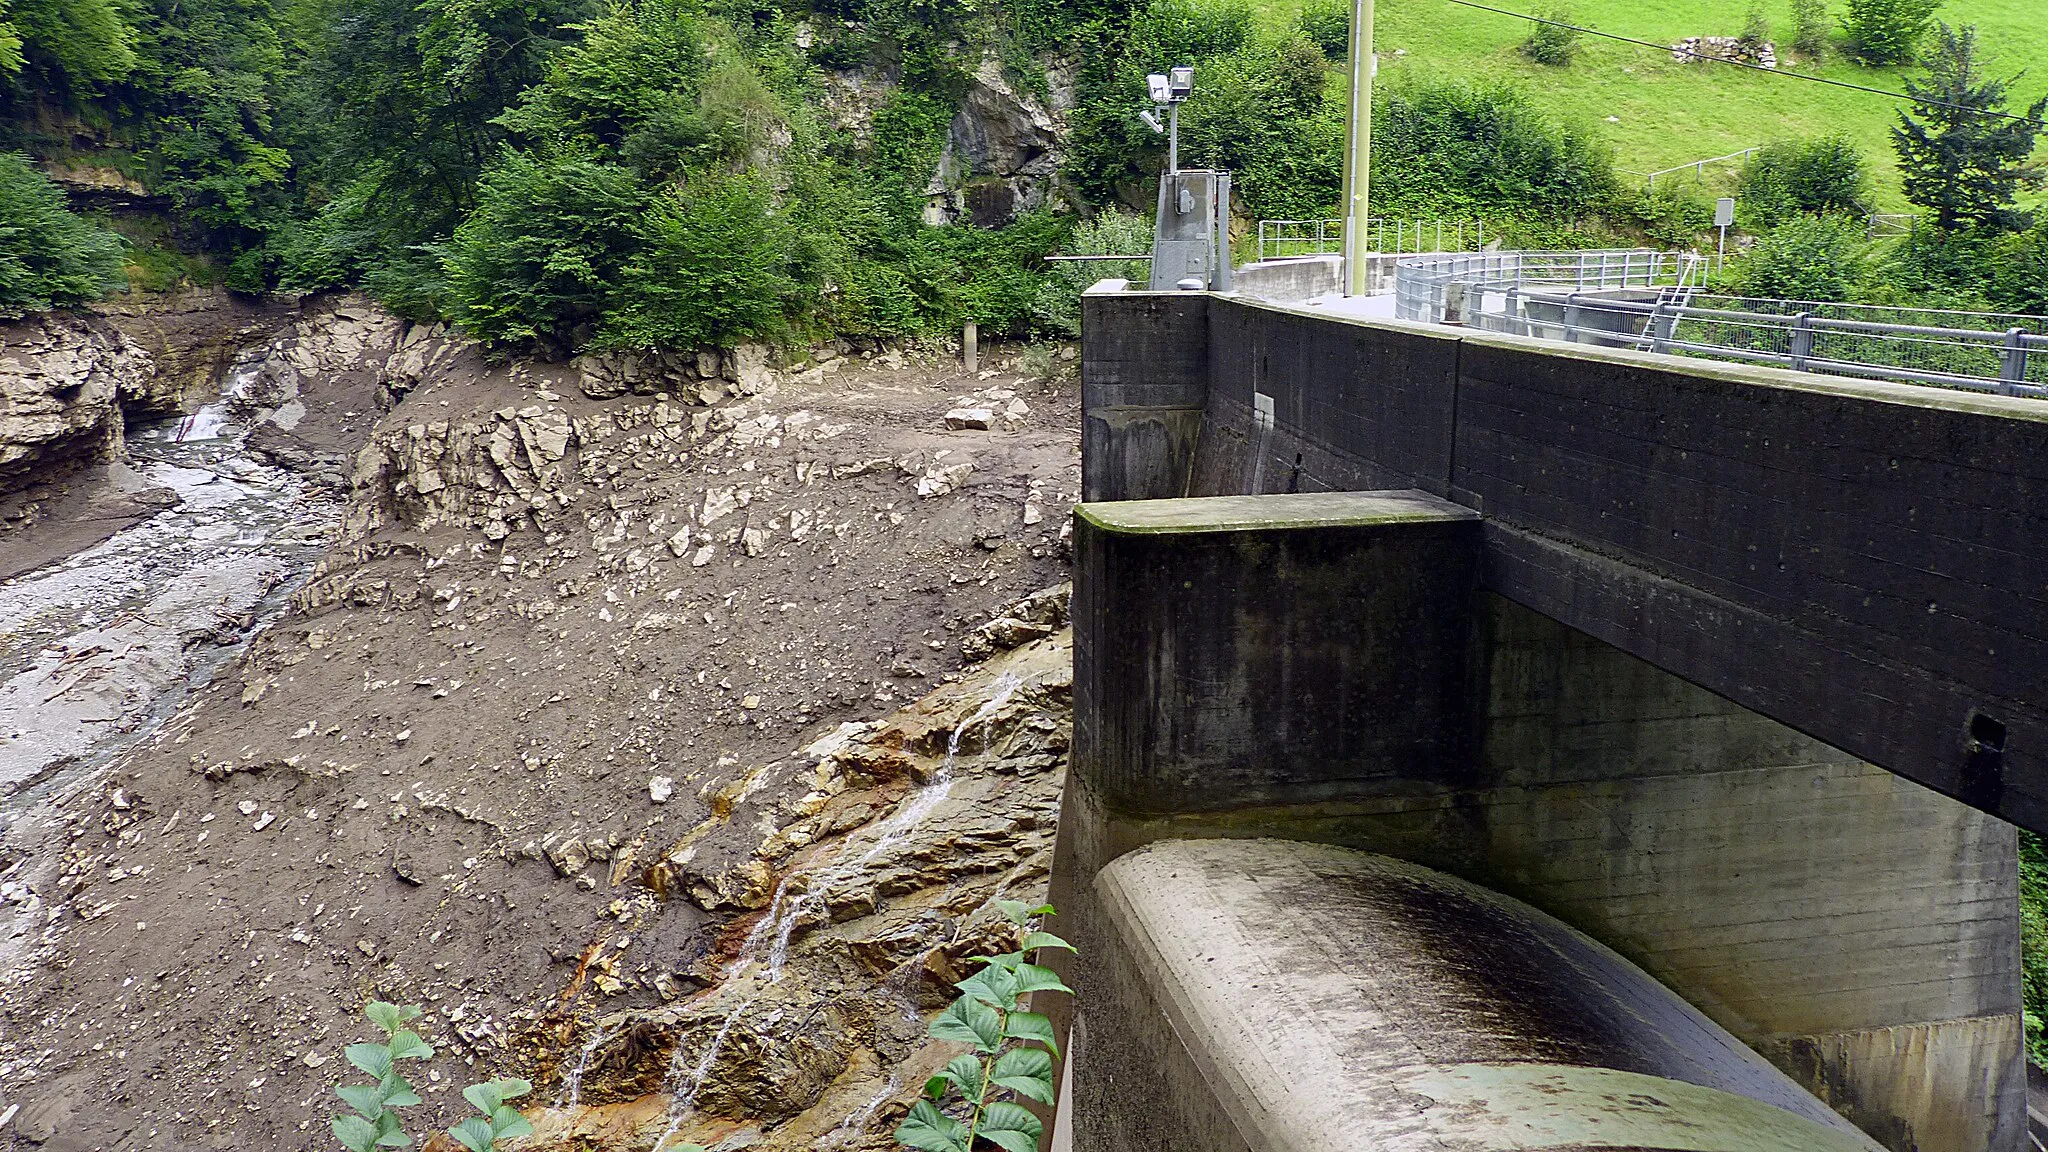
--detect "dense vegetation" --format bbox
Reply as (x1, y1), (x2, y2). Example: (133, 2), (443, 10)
(1, 0), (2044, 338)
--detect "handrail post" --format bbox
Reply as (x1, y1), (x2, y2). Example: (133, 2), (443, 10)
(1508, 285), (1523, 336)
(1791, 312), (1814, 372)
(2002, 327), (2028, 395)
(1564, 292), (1582, 344)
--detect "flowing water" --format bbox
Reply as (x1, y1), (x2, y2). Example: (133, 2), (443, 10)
(0, 358), (335, 825)
(643, 672), (1029, 1151)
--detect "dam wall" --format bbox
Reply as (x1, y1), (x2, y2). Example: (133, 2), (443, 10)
(1060, 289), (2042, 1152)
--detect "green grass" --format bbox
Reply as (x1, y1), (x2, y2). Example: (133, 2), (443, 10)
(1276, 0), (2048, 209)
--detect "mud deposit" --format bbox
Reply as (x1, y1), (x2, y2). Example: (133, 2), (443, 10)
(0, 304), (1080, 1152)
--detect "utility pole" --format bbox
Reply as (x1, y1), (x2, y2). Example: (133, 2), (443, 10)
(1340, 0), (1374, 296)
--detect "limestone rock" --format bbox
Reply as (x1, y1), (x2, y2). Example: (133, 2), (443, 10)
(943, 408), (995, 430)
(0, 314), (146, 490)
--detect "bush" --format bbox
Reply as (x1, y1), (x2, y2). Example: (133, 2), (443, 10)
(1031, 209), (1152, 336)
(1988, 224), (2048, 316)
(1628, 186), (1715, 247)
(1295, 0), (1349, 58)
(1519, 5), (1582, 66)
(1739, 2), (1771, 49)
(0, 152), (126, 315)
(1737, 136), (1873, 227)
(595, 173), (794, 351)
(1843, 0), (1941, 63)
(1371, 80), (1616, 221)
(1791, 0), (1830, 57)
(1727, 214), (1868, 300)
(1127, 0), (1253, 66)
(441, 149), (649, 348)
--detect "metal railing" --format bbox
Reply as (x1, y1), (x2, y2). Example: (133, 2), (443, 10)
(1394, 249), (1710, 326)
(1394, 249), (2048, 397)
(1636, 147), (1759, 190)
(1257, 218), (1486, 262)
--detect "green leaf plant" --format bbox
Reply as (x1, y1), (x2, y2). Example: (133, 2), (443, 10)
(330, 1001), (536, 1152)
(897, 900), (1077, 1152)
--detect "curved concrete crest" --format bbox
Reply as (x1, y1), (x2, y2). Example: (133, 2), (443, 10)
(1079, 838), (1888, 1152)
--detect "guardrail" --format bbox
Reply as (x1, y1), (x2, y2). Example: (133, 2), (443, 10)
(1393, 249), (1709, 326)
(1394, 249), (2048, 397)
(1636, 147), (1759, 190)
(1257, 218), (1485, 262)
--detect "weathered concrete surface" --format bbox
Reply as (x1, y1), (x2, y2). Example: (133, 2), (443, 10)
(1054, 491), (2025, 1152)
(1229, 255), (1340, 303)
(1068, 838), (1889, 1152)
(1079, 286), (1208, 501)
(1079, 289), (2048, 838)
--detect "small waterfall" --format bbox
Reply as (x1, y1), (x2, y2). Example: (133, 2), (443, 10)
(826, 1070), (903, 1147)
(555, 1020), (621, 1109)
(646, 673), (1028, 1149)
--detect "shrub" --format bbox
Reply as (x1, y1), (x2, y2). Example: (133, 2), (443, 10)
(0, 151), (126, 315)
(1295, 0), (1349, 59)
(440, 149), (648, 348)
(1739, 2), (1771, 49)
(1126, 0), (1253, 69)
(1031, 209), (1153, 336)
(1988, 224), (2048, 317)
(1737, 136), (1873, 227)
(1842, 0), (1941, 64)
(1727, 214), (1868, 300)
(595, 173), (794, 351)
(1628, 186), (1715, 248)
(1371, 79), (1617, 221)
(1791, 0), (1830, 57)
(1519, 5), (1582, 67)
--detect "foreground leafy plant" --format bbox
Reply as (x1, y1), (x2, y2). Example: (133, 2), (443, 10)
(331, 1001), (535, 1152)
(897, 900), (1075, 1152)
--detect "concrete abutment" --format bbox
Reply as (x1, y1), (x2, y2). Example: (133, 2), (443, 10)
(1052, 488), (2024, 1152)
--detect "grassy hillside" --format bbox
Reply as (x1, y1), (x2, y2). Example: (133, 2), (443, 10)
(1278, 0), (2048, 210)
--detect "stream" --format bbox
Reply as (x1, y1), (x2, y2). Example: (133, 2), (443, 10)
(0, 363), (339, 829)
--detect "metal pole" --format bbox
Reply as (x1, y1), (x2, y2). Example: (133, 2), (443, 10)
(1791, 313), (1813, 372)
(2002, 328), (2028, 394)
(1168, 103), (1180, 175)
(1340, 0), (1375, 295)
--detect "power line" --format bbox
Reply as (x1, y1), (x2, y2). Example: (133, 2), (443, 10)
(1435, 0), (2048, 126)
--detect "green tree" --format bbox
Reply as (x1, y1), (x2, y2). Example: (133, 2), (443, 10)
(1842, 0), (1939, 64)
(1790, 0), (1829, 57)
(1891, 23), (2047, 232)
(8, 0), (137, 89)
(1738, 136), (1873, 226)
(1295, 0), (1347, 59)
(0, 151), (127, 314)
(1988, 224), (2048, 316)
(440, 147), (647, 347)
(1519, 4), (1582, 67)
(1728, 213), (1868, 300)
(595, 173), (793, 350)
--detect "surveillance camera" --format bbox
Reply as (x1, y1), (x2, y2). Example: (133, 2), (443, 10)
(1169, 66), (1194, 99)
(1147, 73), (1171, 103)
(1138, 109), (1164, 134)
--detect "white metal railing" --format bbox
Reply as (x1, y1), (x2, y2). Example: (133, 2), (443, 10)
(1634, 147), (1760, 189)
(1394, 249), (2048, 397)
(1393, 249), (1709, 327)
(1256, 218), (1485, 262)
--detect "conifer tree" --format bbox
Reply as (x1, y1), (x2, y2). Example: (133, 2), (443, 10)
(1891, 23), (2047, 232)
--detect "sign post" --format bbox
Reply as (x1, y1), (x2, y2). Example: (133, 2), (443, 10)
(1715, 197), (1736, 262)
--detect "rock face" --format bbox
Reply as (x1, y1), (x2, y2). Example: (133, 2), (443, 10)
(93, 287), (296, 417)
(925, 58), (1065, 227)
(0, 312), (147, 485)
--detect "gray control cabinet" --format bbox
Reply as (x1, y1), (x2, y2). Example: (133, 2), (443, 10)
(1148, 170), (1232, 291)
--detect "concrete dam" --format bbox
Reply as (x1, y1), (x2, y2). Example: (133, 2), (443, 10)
(1047, 284), (2045, 1151)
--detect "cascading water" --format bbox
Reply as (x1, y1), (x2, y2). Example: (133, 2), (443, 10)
(0, 352), (336, 819)
(643, 672), (1028, 1151)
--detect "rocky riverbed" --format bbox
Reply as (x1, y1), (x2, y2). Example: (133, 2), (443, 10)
(0, 299), (1080, 1151)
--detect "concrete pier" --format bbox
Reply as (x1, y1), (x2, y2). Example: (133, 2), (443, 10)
(1053, 490), (2025, 1152)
